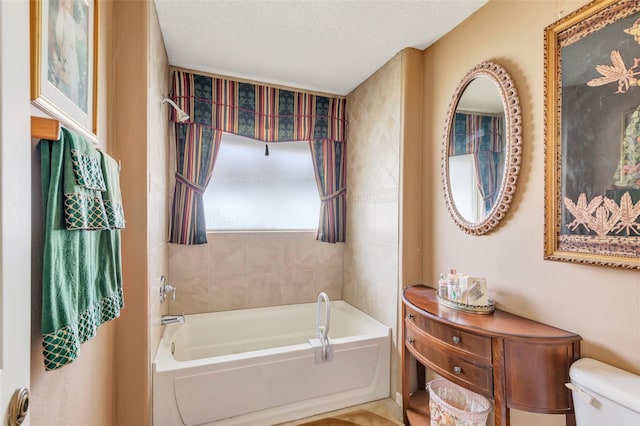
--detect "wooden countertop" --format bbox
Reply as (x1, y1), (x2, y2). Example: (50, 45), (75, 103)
(403, 285), (581, 342)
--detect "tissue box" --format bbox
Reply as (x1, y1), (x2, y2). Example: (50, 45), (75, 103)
(465, 277), (489, 305)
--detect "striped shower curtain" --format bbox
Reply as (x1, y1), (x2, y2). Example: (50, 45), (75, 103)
(169, 124), (222, 244)
(310, 139), (346, 243)
(450, 112), (503, 214)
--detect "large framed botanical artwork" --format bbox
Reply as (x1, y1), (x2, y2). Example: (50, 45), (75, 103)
(544, 0), (640, 269)
(30, 0), (98, 140)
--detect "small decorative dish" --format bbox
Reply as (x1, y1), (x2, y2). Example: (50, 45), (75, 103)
(436, 294), (495, 314)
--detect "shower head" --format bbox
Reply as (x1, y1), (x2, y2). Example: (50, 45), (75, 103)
(162, 97), (190, 122)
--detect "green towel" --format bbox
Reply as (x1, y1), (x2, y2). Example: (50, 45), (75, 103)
(38, 128), (124, 371)
(63, 131), (109, 230)
(100, 152), (125, 229)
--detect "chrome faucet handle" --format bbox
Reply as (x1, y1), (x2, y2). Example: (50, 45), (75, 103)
(159, 282), (166, 303)
(159, 276), (177, 303)
(159, 276), (168, 303)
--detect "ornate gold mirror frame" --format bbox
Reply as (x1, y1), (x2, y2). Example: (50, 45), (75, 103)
(442, 62), (522, 235)
(544, 0), (640, 269)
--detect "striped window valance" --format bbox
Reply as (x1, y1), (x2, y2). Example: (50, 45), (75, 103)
(450, 112), (503, 156)
(169, 70), (346, 143)
(168, 70), (347, 244)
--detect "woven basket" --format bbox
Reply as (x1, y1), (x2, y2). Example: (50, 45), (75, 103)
(428, 379), (491, 426)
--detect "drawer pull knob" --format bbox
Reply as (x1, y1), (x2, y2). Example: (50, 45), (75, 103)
(452, 336), (461, 344)
(408, 338), (415, 346)
(407, 313), (415, 320)
(453, 366), (462, 375)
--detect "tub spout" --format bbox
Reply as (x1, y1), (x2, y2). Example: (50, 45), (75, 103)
(161, 314), (185, 325)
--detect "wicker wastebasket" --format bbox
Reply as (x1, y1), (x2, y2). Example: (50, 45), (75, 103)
(427, 379), (491, 426)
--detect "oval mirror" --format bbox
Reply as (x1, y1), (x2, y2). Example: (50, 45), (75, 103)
(442, 62), (522, 235)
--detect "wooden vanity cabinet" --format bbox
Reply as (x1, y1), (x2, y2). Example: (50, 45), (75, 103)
(402, 285), (581, 426)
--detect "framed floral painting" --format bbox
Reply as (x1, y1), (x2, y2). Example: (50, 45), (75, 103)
(544, 0), (640, 269)
(31, 0), (98, 140)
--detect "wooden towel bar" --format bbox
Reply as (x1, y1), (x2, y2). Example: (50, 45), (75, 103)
(31, 116), (61, 140)
(30, 116), (121, 169)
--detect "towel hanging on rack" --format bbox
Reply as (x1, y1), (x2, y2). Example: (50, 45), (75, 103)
(37, 127), (125, 370)
(100, 152), (125, 229)
(64, 133), (109, 230)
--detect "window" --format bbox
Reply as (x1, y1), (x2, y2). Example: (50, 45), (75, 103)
(204, 133), (320, 230)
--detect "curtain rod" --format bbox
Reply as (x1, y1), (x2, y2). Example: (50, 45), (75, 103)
(169, 66), (347, 100)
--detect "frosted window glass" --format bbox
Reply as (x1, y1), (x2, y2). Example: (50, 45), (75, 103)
(449, 154), (483, 223)
(204, 133), (320, 230)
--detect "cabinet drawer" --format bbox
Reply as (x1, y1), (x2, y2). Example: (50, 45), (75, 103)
(405, 306), (491, 363)
(406, 324), (493, 399)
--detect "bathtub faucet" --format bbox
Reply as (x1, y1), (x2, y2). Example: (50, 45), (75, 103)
(161, 313), (185, 325)
(159, 275), (177, 304)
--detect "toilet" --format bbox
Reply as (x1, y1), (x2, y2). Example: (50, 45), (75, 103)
(567, 358), (640, 425)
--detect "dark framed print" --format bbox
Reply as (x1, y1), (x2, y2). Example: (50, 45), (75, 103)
(544, 0), (640, 269)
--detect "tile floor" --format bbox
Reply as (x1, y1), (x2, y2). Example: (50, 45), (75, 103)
(279, 398), (404, 425)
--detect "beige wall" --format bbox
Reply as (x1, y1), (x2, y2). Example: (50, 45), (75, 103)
(31, 2), (640, 425)
(29, 1), (116, 425)
(399, 48), (425, 398)
(400, 49), (424, 289)
(345, 52), (402, 397)
(422, 1), (639, 424)
(31, 2), (168, 424)
(113, 1), (151, 424)
(169, 232), (343, 314)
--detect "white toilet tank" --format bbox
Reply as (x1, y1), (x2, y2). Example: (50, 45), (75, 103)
(567, 358), (640, 426)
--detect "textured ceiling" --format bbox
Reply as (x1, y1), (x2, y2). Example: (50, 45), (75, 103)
(154, 0), (488, 96)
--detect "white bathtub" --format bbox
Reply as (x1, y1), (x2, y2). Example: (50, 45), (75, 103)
(153, 300), (391, 426)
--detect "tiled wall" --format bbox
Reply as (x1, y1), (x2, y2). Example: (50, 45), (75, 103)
(168, 232), (343, 314)
(165, 59), (401, 395)
(148, 2), (170, 364)
(345, 53), (402, 396)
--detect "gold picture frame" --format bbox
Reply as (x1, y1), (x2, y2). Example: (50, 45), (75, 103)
(544, 0), (640, 269)
(30, 0), (98, 141)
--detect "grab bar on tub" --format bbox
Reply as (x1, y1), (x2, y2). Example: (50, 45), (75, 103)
(316, 292), (331, 361)
(316, 292), (330, 340)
